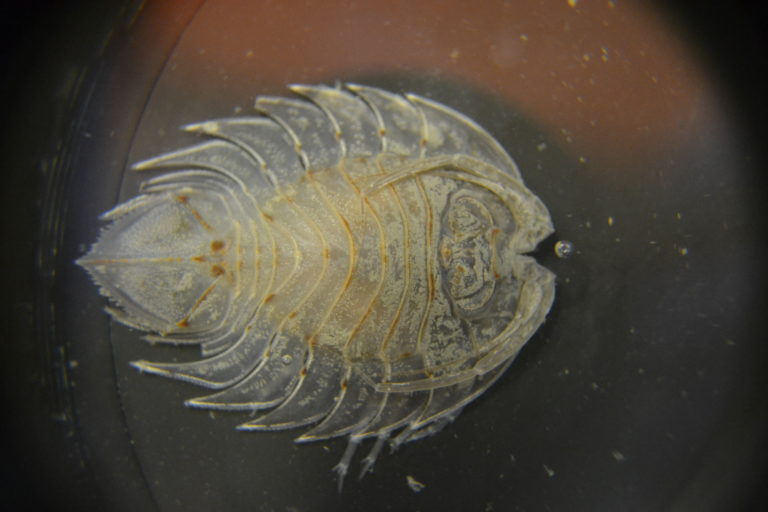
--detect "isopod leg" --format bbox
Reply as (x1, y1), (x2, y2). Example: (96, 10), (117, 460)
(390, 408), (461, 451)
(357, 433), (388, 480)
(333, 437), (360, 493)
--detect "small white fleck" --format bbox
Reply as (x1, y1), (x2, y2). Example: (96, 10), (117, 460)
(611, 450), (626, 462)
(537, 142), (547, 152)
(543, 464), (555, 477)
(406, 475), (426, 493)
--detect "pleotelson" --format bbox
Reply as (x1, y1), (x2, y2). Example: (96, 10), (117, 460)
(77, 83), (556, 485)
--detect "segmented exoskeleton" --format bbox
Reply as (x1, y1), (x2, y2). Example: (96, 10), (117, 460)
(78, 84), (555, 488)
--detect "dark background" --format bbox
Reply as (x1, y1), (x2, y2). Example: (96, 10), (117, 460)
(1, 1), (766, 510)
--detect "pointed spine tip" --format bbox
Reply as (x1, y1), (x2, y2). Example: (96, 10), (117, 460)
(183, 121), (218, 134)
(131, 159), (154, 171)
(129, 360), (170, 377)
(288, 83), (309, 94)
(181, 122), (202, 132)
(129, 360), (150, 372)
(184, 398), (207, 408)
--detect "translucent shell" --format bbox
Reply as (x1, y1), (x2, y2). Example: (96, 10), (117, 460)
(77, 84), (555, 486)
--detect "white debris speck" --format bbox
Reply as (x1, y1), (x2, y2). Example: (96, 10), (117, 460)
(612, 450), (626, 462)
(543, 464), (555, 477)
(537, 142), (547, 152)
(406, 475), (426, 493)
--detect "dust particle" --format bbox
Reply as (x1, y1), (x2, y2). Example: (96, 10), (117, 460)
(406, 475), (426, 493)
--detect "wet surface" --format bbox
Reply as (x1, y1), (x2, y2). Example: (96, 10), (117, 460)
(5, 0), (767, 511)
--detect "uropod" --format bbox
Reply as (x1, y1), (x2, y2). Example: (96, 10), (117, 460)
(78, 83), (556, 488)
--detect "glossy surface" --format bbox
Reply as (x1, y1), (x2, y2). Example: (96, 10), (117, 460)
(11, 1), (765, 511)
(78, 85), (555, 484)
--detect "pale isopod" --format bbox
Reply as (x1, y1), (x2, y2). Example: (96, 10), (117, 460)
(77, 83), (556, 488)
